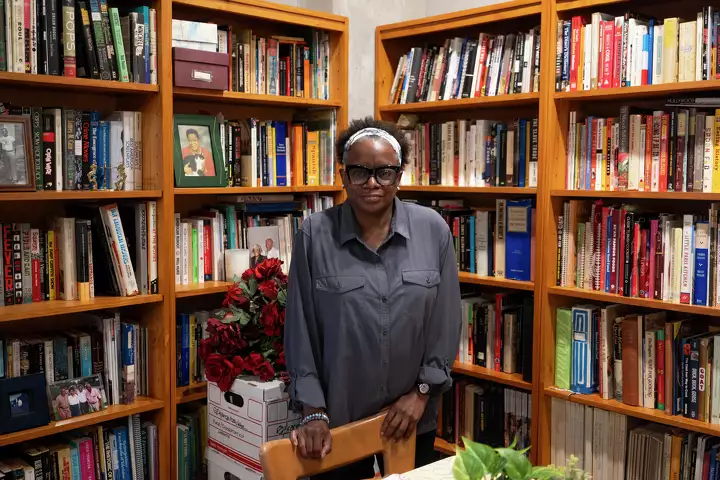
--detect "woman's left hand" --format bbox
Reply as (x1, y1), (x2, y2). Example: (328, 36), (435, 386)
(381, 391), (429, 441)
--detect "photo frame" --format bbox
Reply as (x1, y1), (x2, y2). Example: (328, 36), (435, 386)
(173, 114), (227, 188)
(47, 374), (108, 421)
(0, 373), (50, 434)
(0, 115), (36, 192)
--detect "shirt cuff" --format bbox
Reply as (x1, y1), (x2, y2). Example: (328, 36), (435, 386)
(418, 364), (453, 393)
(290, 373), (327, 411)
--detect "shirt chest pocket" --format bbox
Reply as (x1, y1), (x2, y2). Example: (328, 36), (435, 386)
(315, 276), (365, 325)
(401, 269), (441, 320)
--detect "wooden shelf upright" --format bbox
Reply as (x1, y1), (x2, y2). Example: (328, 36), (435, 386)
(376, 0), (544, 462)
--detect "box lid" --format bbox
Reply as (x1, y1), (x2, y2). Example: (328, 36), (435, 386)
(173, 47), (228, 66)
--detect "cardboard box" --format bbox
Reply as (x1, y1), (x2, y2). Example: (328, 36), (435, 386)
(208, 449), (262, 480)
(207, 377), (300, 477)
(173, 47), (229, 90)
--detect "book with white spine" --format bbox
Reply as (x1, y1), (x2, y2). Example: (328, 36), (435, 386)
(174, 213), (181, 285)
(100, 204), (138, 296)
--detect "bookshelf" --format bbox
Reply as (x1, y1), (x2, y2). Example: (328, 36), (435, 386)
(376, 0), (543, 464)
(0, 0), (347, 478)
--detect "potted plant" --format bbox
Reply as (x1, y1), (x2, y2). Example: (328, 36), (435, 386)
(453, 438), (589, 480)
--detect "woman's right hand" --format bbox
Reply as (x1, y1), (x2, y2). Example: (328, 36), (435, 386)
(291, 420), (332, 459)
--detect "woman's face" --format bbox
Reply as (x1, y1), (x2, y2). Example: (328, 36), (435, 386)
(342, 137), (402, 216)
(188, 133), (200, 151)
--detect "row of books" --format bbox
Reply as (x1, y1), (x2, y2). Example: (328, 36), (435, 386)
(388, 30), (541, 105)
(218, 110), (335, 188)
(0, 415), (159, 480)
(458, 293), (533, 381)
(556, 201), (720, 307)
(176, 311), (209, 388)
(173, 194), (333, 286)
(407, 198), (534, 281)
(0, 105), (143, 191)
(400, 117), (539, 188)
(0, 313), (148, 406)
(2, 2), (156, 84)
(0, 202), (157, 306)
(438, 380), (531, 451)
(555, 8), (719, 92)
(553, 397), (720, 480)
(566, 103), (720, 193)
(172, 20), (331, 100)
(176, 405), (208, 480)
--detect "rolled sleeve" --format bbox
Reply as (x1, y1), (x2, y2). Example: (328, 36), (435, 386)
(419, 228), (462, 394)
(284, 223), (326, 411)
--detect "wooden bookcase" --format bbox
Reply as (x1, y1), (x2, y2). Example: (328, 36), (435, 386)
(0, 0), (348, 478)
(379, 0), (720, 468)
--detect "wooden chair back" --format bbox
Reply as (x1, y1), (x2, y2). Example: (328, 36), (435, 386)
(259, 412), (416, 480)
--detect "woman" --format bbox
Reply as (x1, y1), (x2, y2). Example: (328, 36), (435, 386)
(67, 386), (81, 417)
(250, 244), (266, 268)
(285, 117), (461, 479)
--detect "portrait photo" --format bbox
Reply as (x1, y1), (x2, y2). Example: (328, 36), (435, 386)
(246, 225), (280, 268)
(0, 116), (34, 191)
(173, 114), (226, 188)
(177, 125), (215, 177)
(9, 392), (30, 416)
(48, 374), (107, 421)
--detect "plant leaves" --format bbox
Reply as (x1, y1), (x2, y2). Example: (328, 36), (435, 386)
(462, 438), (505, 477)
(277, 288), (287, 307)
(451, 452), (472, 480)
(494, 447), (532, 480)
(237, 310), (252, 326)
(528, 466), (564, 479)
(248, 276), (258, 295)
(221, 314), (237, 324)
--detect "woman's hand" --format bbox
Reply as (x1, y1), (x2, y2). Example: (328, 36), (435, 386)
(381, 391), (429, 441)
(291, 420), (332, 459)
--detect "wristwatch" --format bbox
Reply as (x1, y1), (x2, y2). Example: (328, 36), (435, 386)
(417, 383), (430, 395)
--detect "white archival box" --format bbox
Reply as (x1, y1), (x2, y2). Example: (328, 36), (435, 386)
(207, 376), (301, 477)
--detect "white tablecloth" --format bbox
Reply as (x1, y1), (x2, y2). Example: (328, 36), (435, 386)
(386, 456), (455, 480)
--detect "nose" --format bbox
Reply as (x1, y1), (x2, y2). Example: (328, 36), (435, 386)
(364, 174), (379, 187)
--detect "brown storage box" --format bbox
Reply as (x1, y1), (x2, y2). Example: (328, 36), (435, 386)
(173, 47), (229, 90)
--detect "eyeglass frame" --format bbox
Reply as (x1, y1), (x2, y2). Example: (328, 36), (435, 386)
(342, 164), (403, 186)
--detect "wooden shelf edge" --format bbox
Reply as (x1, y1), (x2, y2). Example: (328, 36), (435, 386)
(550, 190), (720, 200)
(545, 388), (720, 436)
(378, 92), (539, 113)
(458, 273), (535, 291)
(176, 383), (208, 405)
(555, 80), (720, 101)
(548, 286), (720, 316)
(175, 282), (232, 298)
(0, 397), (164, 446)
(453, 363), (533, 390)
(174, 185), (342, 195)
(434, 437), (457, 456)
(173, 87), (343, 108)
(400, 186), (537, 195)
(0, 294), (164, 323)
(555, 0), (627, 12)
(0, 190), (163, 201)
(0, 71), (159, 93)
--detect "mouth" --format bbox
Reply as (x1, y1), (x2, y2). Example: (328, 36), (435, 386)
(361, 195), (383, 203)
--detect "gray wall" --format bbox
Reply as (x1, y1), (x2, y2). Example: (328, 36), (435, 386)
(269, 0), (500, 119)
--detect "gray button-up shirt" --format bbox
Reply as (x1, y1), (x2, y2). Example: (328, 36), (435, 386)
(284, 197), (462, 434)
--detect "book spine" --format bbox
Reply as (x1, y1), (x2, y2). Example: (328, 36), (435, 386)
(108, 7), (128, 81)
(64, 109), (76, 190)
(88, 0), (110, 79)
(30, 228), (40, 302)
(135, 202), (148, 294)
(98, 0), (116, 80)
(76, 1), (99, 78)
(21, 224), (31, 303)
(148, 201), (157, 293)
(102, 204), (139, 296)
(42, 112), (55, 190)
(61, 0), (76, 76)
(31, 107), (42, 190)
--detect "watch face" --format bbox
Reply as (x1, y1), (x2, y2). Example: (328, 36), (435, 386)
(419, 383), (430, 394)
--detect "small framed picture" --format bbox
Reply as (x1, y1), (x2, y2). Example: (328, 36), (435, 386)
(0, 373), (50, 434)
(47, 374), (108, 421)
(173, 114), (226, 188)
(0, 115), (35, 192)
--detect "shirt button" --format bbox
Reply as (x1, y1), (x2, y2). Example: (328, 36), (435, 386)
(426, 276), (431, 283)
(383, 360), (388, 366)
(381, 296), (388, 303)
(336, 281), (342, 289)
(380, 387), (385, 393)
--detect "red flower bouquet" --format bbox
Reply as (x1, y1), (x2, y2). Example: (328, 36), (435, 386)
(199, 258), (288, 392)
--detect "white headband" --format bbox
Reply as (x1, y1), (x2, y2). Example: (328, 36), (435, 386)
(342, 127), (402, 164)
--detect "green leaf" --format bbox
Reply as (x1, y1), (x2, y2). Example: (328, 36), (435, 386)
(451, 452), (472, 480)
(277, 289), (287, 307)
(463, 438), (505, 477)
(237, 310), (252, 326)
(221, 314), (237, 324)
(528, 466), (564, 479)
(248, 276), (258, 295)
(494, 447), (532, 480)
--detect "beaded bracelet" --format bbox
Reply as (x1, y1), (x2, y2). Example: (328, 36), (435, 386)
(300, 412), (330, 427)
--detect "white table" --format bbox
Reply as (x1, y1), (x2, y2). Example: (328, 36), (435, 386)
(389, 456), (455, 480)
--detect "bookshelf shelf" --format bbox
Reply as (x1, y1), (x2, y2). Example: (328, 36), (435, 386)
(0, 71), (160, 94)
(457, 273), (534, 291)
(555, 0), (625, 12)
(400, 186), (537, 195)
(453, 363), (532, 391)
(544, 388), (720, 437)
(0, 396), (165, 447)
(174, 185), (343, 196)
(0, 294), (164, 323)
(554, 80), (720, 101)
(173, 88), (343, 108)
(434, 437), (456, 456)
(176, 383), (208, 404)
(548, 286), (720, 317)
(0, 190), (163, 202)
(550, 190), (720, 200)
(378, 92), (540, 114)
(175, 282), (232, 298)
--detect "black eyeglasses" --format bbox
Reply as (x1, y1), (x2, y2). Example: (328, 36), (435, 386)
(345, 165), (402, 186)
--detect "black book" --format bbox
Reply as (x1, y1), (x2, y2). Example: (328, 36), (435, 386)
(77, 2), (100, 79)
(2, 224), (14, 305)
(98, 0), (118, 80)
(41, 111), (56, 190)
(622, 210), (634, 297)
(47, 0), (61, 75)
(461, 40), (478, 98)
(88, 0), (112, 80)
(405, 47), (423, 103)
(31, 107), (43, 191)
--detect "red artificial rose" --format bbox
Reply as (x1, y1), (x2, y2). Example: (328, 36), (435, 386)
(255, 258), (283, 280)
(198, 339), (212, 361)
(241, 268), (255, 281)
(260, 302), (282, 336)
(258, 280), (278, 300)
(276, 271), (288, 285)
(273, 341), (285, 366)
(205, 353), (236, 392)
(256, 360), (275, 381)
(277, 349), (286, 366)
(224, 283), (249, 309)
(279, 371), (290, 385)
(246, 352), (263, 373)
(231, 356), (246, 376)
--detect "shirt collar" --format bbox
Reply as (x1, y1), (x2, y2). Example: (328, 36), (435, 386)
(339, 197), (410, 246)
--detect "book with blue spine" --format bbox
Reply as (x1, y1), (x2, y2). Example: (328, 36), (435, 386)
(114, 425), (132, 480)
(99, 120), (110, 190)
(694, 221), (710, 306)
(90, 111), (100, 190)
(273, 121), (288, 187)
(121, 322), (136, 403)
(648, 19), (655, 84)
(178, 313), (190, 386)
(571, 305), (598, 394)
(80, 333), (92, 377)
(504, 199), (533, 281)
(69, 444), (81, 480)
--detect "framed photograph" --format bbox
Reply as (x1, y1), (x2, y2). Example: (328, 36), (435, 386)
(48, 374), (107, 421)
(246, 225), (280, 268)
(0, 115), (35, 192)
(173, 114), (226, 188)
(0, 373), (50, 434)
